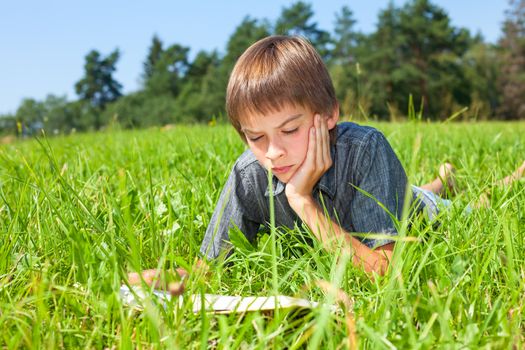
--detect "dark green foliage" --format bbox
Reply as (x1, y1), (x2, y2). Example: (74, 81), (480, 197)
(75, 49), (123, 129)
(331, 6), (358, 65)
(329, 6), (363, 117)
(197, 16), (270, 122)
(142, 35), (163, 82)
(222, 16), (270, 70)
(6, 0), (525, 136)
(274, 1), (331, 59)
(0, 114), (15, 135)
(15, 98), (46, 126)
(41, 95), (82, 133)
(463, 42), (501, 119)
(75, 50), (123, 109)
(175, 50), (225, 123)
(360, 0), (474, 119)
(11, 95), (84, 134)
(186, 50), (219, 84)
(102, 92), (194, 128)
(143, 43), (190, 97)
(497, 0), (525, 119)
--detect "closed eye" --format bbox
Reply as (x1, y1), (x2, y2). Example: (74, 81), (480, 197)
(283, 128), (298, 135)
(248, 135), (263, 142)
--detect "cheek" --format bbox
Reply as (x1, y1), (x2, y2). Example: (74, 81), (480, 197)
(290, 129), (310, 158)
(247, 141), (269, 165)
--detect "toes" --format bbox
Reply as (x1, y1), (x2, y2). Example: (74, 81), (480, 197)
(439, 162), (455, 177)
(438, 162), (457, 196)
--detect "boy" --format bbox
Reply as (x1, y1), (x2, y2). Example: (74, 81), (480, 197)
(202, 35), (407, 275)
(128, 36), (525, 288)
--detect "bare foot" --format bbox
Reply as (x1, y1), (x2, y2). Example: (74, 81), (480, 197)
(419, 162), (457, 196)
(473, 160), (525, 208)
(495, 160), (525, 187)
(438, 162), (457, 197)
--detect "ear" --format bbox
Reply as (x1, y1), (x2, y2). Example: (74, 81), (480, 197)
(326, 103), (339, 129)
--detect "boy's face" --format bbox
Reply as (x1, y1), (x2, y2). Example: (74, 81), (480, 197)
(240, 104), (338, 184)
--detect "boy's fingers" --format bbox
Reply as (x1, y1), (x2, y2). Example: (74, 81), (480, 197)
(175, 267), (189, 279)
(306, 126), (316, 169)
(315, 115), (322, 167)
(128, 269), (158, 286)
(127, 272), (142, 285)
(322, 118), (331, 167)
(127, 268), (188, 289)
(316, 114), (330, 171)
(319, 116), (328, 167)
(168, 281), (185, 296)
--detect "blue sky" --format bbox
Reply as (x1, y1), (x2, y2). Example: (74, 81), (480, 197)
(0, 1), (508, 115)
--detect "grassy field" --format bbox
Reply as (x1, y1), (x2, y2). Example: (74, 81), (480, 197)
(1, 121), (524, 348)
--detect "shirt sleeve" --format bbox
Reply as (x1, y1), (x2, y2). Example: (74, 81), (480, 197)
(349, 130), (409, 248)
(200, 164), (261, 260)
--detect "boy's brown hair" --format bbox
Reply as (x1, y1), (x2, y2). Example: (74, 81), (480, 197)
(226, 35), (338, 142)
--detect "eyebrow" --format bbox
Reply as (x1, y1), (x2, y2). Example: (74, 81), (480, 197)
(242, 114), (303, 134)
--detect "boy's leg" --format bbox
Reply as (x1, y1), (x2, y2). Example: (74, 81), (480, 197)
(474, 160), (525, 208)
(494, 160), (525, 187)
(419, 163), (456, 196)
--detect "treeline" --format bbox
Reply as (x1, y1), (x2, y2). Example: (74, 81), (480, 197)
(2, 0), (525, 136)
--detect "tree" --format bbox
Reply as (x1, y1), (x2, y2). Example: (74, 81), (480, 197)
(362, 0), (473, 119)
(359, 3), (403, 118)
(185, 50), (220, 85)
(143, 43), (190, 97)
(330, 6), (364, 117)
(41, 94), (70, 132)
(206, 16), (270, 121)
(175, 50), (223, 122)
(103, 91), (181, 128)
(332, 6), (358, 65)
(463, 42), (500, 119)
(75, 49), (123, 129)
(497, 0), (525, 119)
(143, 35), (164, 81)
(0, 114), (16, 135)
(274, 1), (331, 59)
(399, 0), (472, 118)
(222, 16), (270, 71)
(15, 98), (45, 125)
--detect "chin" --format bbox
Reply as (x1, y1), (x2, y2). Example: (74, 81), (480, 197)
(275, 171), (294, 184)
(273, 175), (287, 184)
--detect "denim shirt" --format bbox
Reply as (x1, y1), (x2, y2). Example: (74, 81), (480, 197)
(200, 122), (420, 260)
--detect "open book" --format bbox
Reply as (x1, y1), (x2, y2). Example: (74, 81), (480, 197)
(120, 285), (333, 314)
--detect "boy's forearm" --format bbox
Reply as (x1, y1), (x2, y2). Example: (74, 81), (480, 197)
(288, 196), (392, 275)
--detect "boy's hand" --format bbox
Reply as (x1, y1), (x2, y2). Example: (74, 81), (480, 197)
(285, 114), (332, 210)
(127, 267), (188, 296)
(126, 260), (208, 296)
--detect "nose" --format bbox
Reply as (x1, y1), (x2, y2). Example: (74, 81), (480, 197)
(265, 138), (285, 161)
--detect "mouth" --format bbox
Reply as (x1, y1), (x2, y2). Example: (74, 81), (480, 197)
(272, 165), (293, 174)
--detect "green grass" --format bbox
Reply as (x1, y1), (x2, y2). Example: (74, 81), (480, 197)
(0, 121), (524, 348)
